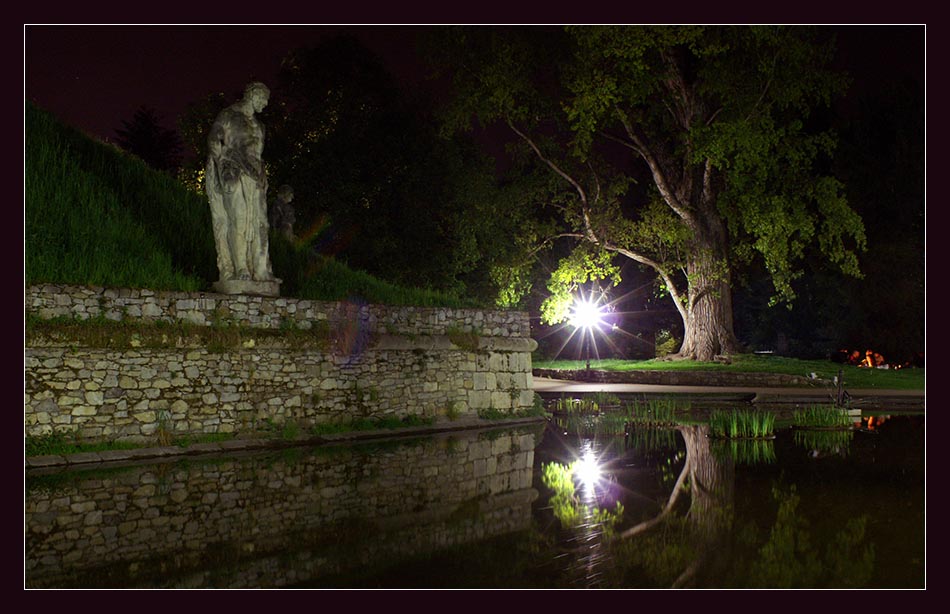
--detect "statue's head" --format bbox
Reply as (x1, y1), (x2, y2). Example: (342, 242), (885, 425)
(278, 185), (294, 202)
(244, 82), (270, 112)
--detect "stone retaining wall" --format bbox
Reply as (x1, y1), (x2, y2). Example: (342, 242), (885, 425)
(25, 285), (538, 444)
(26, 283), (529, 337)
(26, 426), (540, 588)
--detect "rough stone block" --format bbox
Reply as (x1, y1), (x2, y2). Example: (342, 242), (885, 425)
(491, 436), (511, 456)
(490, 391), (512, 410)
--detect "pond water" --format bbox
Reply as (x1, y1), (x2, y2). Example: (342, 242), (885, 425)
(25, 412), (925, 589)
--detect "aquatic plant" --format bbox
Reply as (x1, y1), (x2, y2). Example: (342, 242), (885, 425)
(627, 399), (684, 427)
(712, 438), (777, 466)
(794, 429), (853, 457)
(552, 397), (598, 414)
(626, 426), (680, 456)
(709, 409), (775, 439)
(555, 413), (630, 437)
(589, 391), (622, 409)
(793, 405), (854, 429)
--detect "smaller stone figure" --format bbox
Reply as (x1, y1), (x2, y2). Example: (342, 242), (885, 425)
(268, 184), (296, 241)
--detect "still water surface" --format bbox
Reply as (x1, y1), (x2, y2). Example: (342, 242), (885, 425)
(26, 413), (924, 589)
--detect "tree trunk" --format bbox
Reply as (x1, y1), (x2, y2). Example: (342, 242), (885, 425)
(675, 214), (742, 361)
(674, 424), (736, 587)
(677, 264), (741, 361)
(679, 425), (734, 536)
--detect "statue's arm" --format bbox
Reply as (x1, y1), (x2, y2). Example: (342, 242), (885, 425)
(207, 116), (229, 161)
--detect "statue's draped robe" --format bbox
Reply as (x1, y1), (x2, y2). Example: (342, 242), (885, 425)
(206, 107), (273, 282)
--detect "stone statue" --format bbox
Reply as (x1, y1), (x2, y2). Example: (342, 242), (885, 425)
(205, 82), (280, 296)
(268, 184), (296, 241)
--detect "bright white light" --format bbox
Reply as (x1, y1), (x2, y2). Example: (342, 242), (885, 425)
(574, 453), (602, 491)
(569, 299), (604, 330)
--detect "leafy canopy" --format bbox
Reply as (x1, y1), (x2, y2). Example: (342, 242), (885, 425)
(432, 25), (866, 320)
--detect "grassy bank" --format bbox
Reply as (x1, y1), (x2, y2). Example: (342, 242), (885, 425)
(25, 102), (481, 309)
(533, 354), (924, 390)
(269, 240), (479, 308)
(26, 102), (214, 290)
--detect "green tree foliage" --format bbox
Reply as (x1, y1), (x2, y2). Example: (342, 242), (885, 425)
(541, 246), (620, 325)
(174, 37), (524, 306)
(260, 35), (520, 302)
(432, 26), (867, 360)
(732, 72), (923, 359)
(602, 482), (874, 588)
(177, 92), (228, 194)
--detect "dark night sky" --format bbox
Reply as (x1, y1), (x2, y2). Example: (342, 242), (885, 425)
(25, 24), (431, 142)
(25, 24), (925, 145)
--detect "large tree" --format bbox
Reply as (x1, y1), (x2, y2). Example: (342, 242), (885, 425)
(433, 26), (866, 360)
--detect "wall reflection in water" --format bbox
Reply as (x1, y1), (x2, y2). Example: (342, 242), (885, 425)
(26, 425), (543, 588)
(26, 415), (924, 588)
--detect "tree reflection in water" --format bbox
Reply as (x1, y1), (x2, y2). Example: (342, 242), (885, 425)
(545, 424), (875, 588)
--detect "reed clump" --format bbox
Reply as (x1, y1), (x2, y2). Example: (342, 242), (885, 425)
(708, 409), (775, 439)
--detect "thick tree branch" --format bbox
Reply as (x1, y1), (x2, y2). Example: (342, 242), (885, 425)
(604, 243), (690, 327)
(745, 53), (778, 122)
(506, 119), (599, 244)
(543, 229), (688, 324)
(702, 158), (714, 207)
(597, 129), (645, 156)
(506, 119), (587, 204)
(660, 49), (693, 130)
(612, 106), (694, 223)
(587, 161), (602, 205)
(671, 558), (702, 589)
(617, 452), (691, 541)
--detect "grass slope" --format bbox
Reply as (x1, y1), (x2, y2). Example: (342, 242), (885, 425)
(26, 103), (214, 290)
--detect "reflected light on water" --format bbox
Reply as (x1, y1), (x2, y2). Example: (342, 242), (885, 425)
(575, 452), (602, 494)
(574, 442), (606, 506)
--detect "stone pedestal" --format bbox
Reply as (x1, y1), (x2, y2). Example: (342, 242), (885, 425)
(213, 279), (281, 297)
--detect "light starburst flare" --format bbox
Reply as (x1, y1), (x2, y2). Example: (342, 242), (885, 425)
(569, 298), (605, 330)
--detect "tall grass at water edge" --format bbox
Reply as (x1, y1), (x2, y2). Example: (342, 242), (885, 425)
(708, 409), (775, 439)
(551, 396), (680, 420)
(626, 426), (680, 455)
(711, 439), (777, 466)
(553, 398), (686, 437)
(626, 399), (683, 426)
(793, 429), (853, 457)
(793, 405), (854, 429)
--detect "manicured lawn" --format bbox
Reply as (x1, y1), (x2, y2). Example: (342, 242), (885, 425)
(533, 354), (924, 390)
